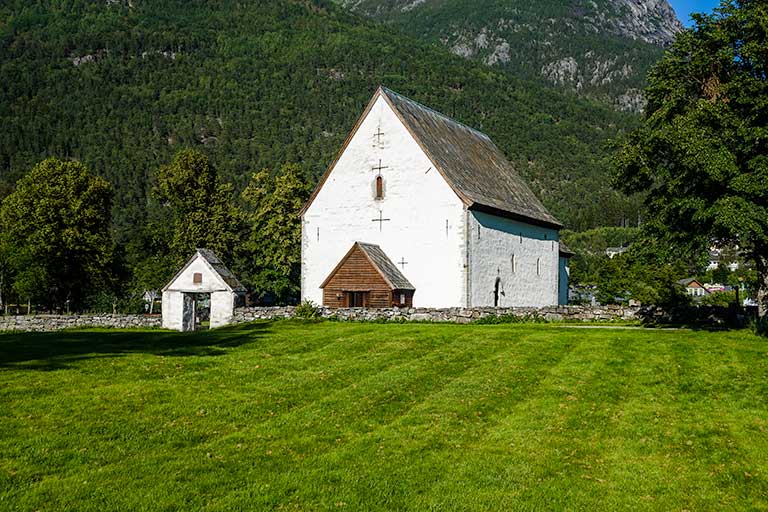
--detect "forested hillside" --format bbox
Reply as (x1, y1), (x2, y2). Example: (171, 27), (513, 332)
(0, 0), (643, 241)
(335, 0), (682, 111)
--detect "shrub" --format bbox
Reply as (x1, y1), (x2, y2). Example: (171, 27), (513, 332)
(699, 291), (737, 307)
(294, 300), (320, 319)
(474, 312), (545, 324)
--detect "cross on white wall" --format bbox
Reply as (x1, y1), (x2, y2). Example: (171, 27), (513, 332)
(372, 159), (388, 174)
(374, 126), (385, 143)
(371, 211), (391, 231)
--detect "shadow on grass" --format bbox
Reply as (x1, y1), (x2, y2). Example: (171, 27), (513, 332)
(0, 321), (274, 370)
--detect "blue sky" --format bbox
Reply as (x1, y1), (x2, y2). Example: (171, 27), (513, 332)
(668, 0), (722, 26)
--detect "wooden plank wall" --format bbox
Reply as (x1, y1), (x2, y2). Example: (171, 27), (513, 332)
(322, 248), (393, 308)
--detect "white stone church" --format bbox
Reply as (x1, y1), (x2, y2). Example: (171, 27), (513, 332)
(301, 87), (572, 308)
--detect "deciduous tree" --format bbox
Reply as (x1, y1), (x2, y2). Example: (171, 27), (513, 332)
(241, 163), (312, 303)
(0, 158), (114, 310)
(613, 0), (768, 321)
(153, 149), (241, 264)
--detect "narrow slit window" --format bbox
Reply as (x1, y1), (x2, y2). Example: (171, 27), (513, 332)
(536, 258), (541, 276)
(511, 254), (516, 273)
(375, 176), (384, 199)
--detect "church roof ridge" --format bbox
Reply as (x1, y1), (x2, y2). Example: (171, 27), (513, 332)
(378, 87), (492, 142)
(301, 86), (562, 229)
(378, 87), (562, 229)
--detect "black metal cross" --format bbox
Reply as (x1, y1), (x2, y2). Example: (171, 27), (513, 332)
(371, 211), (391, 231)
(398, 257), (408, 270)
(372, 159), (388, 174)
(374, 126), (385, 143)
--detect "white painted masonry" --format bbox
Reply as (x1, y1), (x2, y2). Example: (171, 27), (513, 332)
(162, 251), (243, 331)
(302, 88), (569, 308)
(468, 211), (560, 307)
(302, 94), (467, 308)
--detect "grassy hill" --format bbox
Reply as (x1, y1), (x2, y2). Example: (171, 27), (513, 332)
(1, 321), (766, 510)
(0, 0), (643, 237)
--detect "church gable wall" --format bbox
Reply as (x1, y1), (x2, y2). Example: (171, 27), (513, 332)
(302, 94), (467, 308)
(468, 211), (560, 307)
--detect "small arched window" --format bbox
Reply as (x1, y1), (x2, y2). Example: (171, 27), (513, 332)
(375, 176), (384, 199)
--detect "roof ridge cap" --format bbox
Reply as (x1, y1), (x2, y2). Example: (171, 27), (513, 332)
(380, 87), (492, 141)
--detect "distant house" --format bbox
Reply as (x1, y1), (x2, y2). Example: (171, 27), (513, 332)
(605, 246), (629, 259)
(707, 247), (741, 272)
(678, 278), (710, 299)
(706, 250), (721, 271)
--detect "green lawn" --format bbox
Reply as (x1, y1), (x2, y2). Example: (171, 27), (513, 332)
(0, 321), (766, 511)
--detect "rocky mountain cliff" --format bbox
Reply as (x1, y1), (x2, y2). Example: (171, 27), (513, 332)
(335, 0), (683, 111)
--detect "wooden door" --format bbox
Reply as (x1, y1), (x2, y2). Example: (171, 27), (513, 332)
(344, 291), (369, 307)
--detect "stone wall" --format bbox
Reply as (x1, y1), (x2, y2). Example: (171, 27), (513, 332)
(0, 314), (162, 332)
(233, 305), (640, 324)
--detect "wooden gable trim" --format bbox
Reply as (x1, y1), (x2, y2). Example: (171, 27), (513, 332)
(319, 244), (361, 289)
(320, 242), (399, 291)
(162, 252), (202, 292)
(299, 86), (470, 218)
(162, 250), (233, 293)
(378, 90), (472, 208)
(299, 87), (385, 218)
(356, 245), (399, 290)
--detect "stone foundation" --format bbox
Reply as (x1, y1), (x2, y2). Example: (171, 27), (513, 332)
(233, 305), (640, 324)
(0, 314), (162, 332)
(0, 306), (641, 333)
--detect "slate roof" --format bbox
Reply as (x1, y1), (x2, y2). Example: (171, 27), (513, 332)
(356, 242), (415, 290)
(559, 242), (576, 257)
(196, 248), (246, 291)
(380, 87), (562, 229)
(301, 87), (563, 229)
(677, 278), (703, 287)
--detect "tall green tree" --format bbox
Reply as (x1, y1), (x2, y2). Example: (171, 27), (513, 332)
(613, 0), (768, 320)
(153, 149), (241, 264)
(0, 158), (114, 310)
(241, 163), (312, 303)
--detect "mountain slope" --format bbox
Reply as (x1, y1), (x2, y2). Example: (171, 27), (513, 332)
(335, 0), (683, 111)
(0, 0), (641, 238)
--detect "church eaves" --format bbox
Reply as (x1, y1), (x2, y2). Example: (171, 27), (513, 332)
(379, 87), (562, 229)
(301, 86), (562, 229)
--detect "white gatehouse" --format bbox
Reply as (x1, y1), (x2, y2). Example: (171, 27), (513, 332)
(161, 249), (245, 331)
